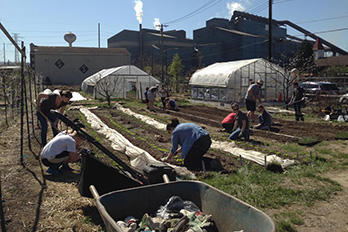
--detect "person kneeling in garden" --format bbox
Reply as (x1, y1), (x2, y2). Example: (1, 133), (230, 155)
(162, 118), (222, 171)
(229, 103), (250, 141)
(253, 105), (272, 130)
(40, 130), (85, 175)
(165, 98), (179, 111)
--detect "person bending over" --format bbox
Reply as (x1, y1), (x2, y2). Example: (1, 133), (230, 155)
(221, 103), (237, 133)
(40, 130), (85, 175)
(36, 90), (72, 146)
(165, 98), (179, 111)
(245, 79), (263, 121)
(162, 118), (222, 171)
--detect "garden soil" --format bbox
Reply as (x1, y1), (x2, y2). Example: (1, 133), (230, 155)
(0, 103), (347, 231)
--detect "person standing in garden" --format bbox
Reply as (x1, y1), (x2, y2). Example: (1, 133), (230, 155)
(148, 85), (159, 112)
(144, 87), (149, 109)
(159, 85), (168, 109)
(36, 90), (72, 146)
(289, 82), (305, 121)
(245, 79), (263, 121)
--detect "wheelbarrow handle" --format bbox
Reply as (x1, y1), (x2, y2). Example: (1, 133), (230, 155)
(89, 185), (100, 200)
(162, 174), (170, 183)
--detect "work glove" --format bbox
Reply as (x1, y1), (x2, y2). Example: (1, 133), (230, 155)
(161, 157), (168, 162)
(238, 132), (243, 138)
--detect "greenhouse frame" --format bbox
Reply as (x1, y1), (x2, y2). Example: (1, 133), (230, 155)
(189, 58), (288, 103)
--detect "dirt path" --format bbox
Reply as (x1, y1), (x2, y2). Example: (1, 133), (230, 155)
(295, 170), (348, 232)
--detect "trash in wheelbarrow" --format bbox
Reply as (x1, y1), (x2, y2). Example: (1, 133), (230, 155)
(90, 181), (276, 232)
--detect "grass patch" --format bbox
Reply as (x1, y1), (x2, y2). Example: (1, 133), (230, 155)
(336, 131), (348, 140)
(274, 211), (304, 226)
(298, 137), (320, 146)
(202, 162), (341, 209)
(279, 143), (303, 153)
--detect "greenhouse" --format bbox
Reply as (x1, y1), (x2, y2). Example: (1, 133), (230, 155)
(189, 58), (287, 103)
(81, 65), (159, 99)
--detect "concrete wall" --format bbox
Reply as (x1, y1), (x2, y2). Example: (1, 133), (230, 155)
(31, 45), (130, 85)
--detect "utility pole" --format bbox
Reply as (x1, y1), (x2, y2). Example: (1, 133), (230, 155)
(3, 43), (5, 65)
(268, 0), (272, 61)
(160, 24), (164, 84)
(14, 33), (19, 63)
(98, 23), (100, 48)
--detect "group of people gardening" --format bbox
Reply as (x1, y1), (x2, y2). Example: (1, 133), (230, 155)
(36, 89), (86, 175)
(220, 79), (305, 141)
(144, 85), (179, 112)
(37, 77), (304, 175)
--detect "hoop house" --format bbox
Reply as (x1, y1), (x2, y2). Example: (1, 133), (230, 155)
(81, 65), (159, 99)
(189, 58), (286, 102)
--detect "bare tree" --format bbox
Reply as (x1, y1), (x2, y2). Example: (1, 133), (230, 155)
(95, 76), (118, 107)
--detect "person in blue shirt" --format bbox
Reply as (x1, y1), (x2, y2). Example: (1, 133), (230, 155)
(253, 105), (272, 130)
(162, 118), (222, 171)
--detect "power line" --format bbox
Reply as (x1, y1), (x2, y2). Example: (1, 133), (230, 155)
(164, 0), (222, 25)
(274, 0), (296, 4)
(292, 27), (348, 37)
(248, 1), (268, 14)
(296, 15), (348, 24)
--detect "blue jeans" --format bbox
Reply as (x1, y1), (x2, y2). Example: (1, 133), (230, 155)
(37, 111), (58, 146)
(230, 128), (250, 140)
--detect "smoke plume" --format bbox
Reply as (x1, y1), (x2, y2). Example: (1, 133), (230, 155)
(227, 2), (245, 16)
(134, 0), (143, 24)
(153, 18), (161, 31)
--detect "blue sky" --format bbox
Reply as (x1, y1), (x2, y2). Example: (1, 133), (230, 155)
(0, 0), (347, 62)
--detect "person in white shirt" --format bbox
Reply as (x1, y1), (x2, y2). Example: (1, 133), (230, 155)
(40, 130), (85, 175)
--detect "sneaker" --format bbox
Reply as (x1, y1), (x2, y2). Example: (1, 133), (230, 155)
(60, 163), (73, 172)
(210, 158), (223, 171)
(46, 166), (62, 175)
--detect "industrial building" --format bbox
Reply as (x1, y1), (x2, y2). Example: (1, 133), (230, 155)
(194, 11), (347, 67)
(30, 38), (130, 85)
(107, 27), (196, 75)
(107, 11), (348, 74)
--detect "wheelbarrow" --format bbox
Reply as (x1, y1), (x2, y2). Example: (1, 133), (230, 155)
(90, 180), (276, 232)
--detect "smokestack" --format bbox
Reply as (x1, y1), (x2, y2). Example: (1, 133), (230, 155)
(139, 24), (143, 69)
(134, 0), (144, 68)
(134, 1), (143, 24)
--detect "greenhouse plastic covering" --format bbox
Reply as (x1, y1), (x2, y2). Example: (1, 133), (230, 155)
(189, 58), (285, 88)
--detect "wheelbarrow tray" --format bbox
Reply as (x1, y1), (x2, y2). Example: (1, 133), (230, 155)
(91, 180), (276, 232)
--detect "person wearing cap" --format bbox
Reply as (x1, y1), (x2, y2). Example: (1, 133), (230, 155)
(245, 79), (263, 121)
(40, 130), (85, 175)
(289, 82), (305, 121)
